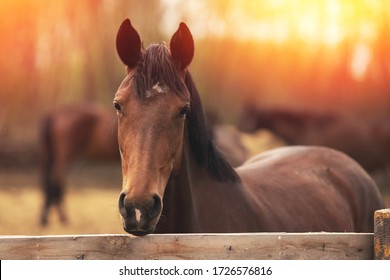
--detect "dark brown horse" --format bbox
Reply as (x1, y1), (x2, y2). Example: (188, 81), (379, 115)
(114, 19), (383, 236)
(40, 104), (119, 225)
(239, 105), (390, 173)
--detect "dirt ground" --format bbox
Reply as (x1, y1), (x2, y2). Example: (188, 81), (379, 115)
(0, 163), (124, 235)
(0, 163), (389, 236)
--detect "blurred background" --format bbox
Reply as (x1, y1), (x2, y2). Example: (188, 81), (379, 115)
(0, 0), (389, 235)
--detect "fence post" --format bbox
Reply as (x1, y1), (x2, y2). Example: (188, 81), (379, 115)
(374, 209), (390, 260)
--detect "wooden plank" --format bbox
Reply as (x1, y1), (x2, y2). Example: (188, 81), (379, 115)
(0, 233), (373, 260)
(374, 209), (390, 259)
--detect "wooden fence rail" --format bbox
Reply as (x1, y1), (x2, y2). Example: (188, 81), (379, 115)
(0, 209), (388, 260)
(0, 233), (375, 260)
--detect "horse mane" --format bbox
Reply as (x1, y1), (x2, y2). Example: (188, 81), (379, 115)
(132, 44), (188, 98)
(133, 43), (239, 182)
(184, 72), (239, 183)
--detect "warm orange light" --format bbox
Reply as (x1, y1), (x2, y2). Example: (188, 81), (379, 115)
(163, 0), (384, 82)
(194, 0), (381, 46)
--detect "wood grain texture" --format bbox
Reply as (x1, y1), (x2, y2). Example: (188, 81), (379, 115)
(374, 209), (390, 260)
(0, 233), (374, 260)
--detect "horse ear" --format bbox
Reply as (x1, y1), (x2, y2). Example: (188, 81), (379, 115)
(116, 19), (142, 69)
(170, 22), (194, 70)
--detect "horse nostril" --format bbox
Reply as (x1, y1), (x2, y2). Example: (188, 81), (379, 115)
(149, 194), (162, 219)
(118, 192), (162, 221)
(118, 192), (127, 217)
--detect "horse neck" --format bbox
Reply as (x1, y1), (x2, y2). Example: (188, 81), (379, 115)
(156, 140), (257, 233)
(155, 143), (197, 233)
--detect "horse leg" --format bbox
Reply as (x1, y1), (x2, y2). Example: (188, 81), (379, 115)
(40, 197), (50, 226)
(40, 177), (67, 226)
(41, 161), (55, 226)
(41, 144), (69, 226)
(40, 115), (53, 226)
(55, 183), (68, 224)
(52, 158), (68, 225)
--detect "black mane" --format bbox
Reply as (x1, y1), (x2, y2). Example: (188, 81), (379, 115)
(184, 72), (239, 183)
(134, 43), (239, 182)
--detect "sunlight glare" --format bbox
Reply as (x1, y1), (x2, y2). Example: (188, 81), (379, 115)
(163, 0), (379, 49)
(350, 42), (372, 81)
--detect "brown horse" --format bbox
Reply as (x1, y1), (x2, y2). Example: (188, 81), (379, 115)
(40, 104), (119, 225)
(239, 105), (390, 173)
(114, 19), (383, 236)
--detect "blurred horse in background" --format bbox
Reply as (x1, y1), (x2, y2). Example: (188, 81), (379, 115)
(212, 124), (286, 166)
(207, 111), (286, 167)
(239, 104), (390, 173)
(40, 104), (119, 226)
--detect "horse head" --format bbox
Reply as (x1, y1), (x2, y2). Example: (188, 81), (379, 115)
(114, 19), (194, 236)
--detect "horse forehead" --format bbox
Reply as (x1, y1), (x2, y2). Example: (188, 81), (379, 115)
(116, 75), (132, 95)
(116, 77), (182, 98)
(145, 82), (169, 98)
(121, 74), (133, 87)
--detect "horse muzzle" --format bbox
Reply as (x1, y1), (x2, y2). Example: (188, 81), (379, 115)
(118, 192), (162, 236)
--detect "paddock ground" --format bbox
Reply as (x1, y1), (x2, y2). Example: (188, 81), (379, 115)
(0, 163), (389, 236)
(0, 164), (123, 235)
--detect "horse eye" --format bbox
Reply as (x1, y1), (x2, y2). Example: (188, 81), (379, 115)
(113, 101), (122, 112)
(180, 104), (190, 116)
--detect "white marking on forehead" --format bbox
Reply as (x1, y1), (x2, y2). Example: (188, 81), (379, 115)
(146, 82), (169, 98)
(135, 208), (141, 223)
